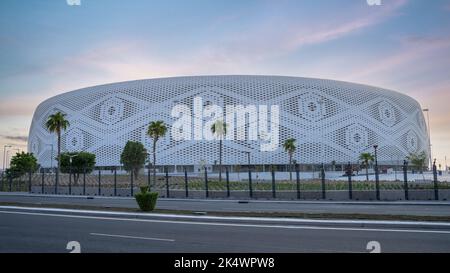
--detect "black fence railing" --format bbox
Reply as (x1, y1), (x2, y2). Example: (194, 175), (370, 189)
(1, 162), (449, 201)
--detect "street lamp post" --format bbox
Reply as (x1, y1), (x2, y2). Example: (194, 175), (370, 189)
(373, 145), (380, 200)
(2, 145), (12, 171)
(423, 109), (432, 169)
(6, 148), (20, 169)
(445, 156), (448, 173)
(46, 144), (54, 172)
(5, 150), (10, 170)
(246, 151), (251, 167)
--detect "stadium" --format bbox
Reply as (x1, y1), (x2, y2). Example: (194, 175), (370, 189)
(28, 75), (430, 169)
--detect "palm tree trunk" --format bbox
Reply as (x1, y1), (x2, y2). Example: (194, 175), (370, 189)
(56, 129), (61, 188)
(57, 129), (61, 169)
(365, 161), (369, 181)
(289, 153), (292, 181)
(152, 139), (157, 187)
(219, 139), (222, 182)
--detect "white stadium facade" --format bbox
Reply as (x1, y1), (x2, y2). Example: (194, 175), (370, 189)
(28, 75), (430, 169)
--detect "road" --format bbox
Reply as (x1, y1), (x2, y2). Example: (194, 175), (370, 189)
(1, 206), (450, 253)
(1, 193), (450, 217)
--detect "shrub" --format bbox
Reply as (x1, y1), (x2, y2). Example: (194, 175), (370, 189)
(134, 186), (158, 212)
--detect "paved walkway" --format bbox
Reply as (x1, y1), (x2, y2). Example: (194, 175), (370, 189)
(1, 192), (450, 217)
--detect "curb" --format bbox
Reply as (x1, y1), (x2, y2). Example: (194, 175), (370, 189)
(1, 205), (450, 230)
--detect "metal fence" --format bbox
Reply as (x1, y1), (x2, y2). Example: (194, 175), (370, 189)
(1, 163), (449, 201)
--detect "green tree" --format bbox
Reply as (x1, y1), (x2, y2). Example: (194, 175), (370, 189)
(120, 141), (147, 179)
(7, 152), (38, 178)
(282, 138), (297, 181)
(147, 121), (168, 185)
(60, 152), (96, 183)
(407, 151), (427, 173)
(211, 120), (227, 182)
(45, 112), (70, 170)
(359, 152), (374, 181)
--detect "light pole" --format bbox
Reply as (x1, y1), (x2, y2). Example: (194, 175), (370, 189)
(46, 144), (54, 172)
(3, 145), (12, 171)
(445, 156), (448, 173)
(423, 109), (432, 169)
(373, 145), (380, 200)
(392, 156), (397, 181)
(6, 148), (20, 169)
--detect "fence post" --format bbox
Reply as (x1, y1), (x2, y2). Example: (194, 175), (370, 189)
(55, 168), (58, 195)
(321, 164), (326, 200)
(114, 167), (117, 196)
(375, 164), (380, 201)
(225, 166), (230, 198)
(130, 170), (134, 197)
(347, 162), (352, 200)
(98, 169), (101, 196)
(8, 173), (12, 192)
(403, 160), (409, 200)
(83, 168), (86, 196)
(28, 170), (32, 193)
(248, 166), (253, 198)
(184, 167), (189, 198)
(271, 167), (276, 199)
(433, 160), (439, 200)
(41, 169), (45, 194)
(147, 166), (151, 191)
(165, 167), (170, 198)
(204, 167), (209, 198)
(69, 167), (72, 195)
(295, 164), (300, 199)
(1, 171), (3, 192)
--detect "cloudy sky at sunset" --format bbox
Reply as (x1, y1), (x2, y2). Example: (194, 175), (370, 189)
(0, 0), (449, 168)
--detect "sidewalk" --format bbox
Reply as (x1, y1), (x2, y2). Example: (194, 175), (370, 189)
(1, 192), (450, 220)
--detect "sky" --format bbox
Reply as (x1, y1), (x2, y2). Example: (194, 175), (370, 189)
(0, 0), (449, 168)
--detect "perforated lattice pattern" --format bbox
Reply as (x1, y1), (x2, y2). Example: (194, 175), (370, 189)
(28, 76), (430, 166)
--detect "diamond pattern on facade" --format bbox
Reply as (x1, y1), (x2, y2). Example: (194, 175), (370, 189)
(28, 76), (430, 166)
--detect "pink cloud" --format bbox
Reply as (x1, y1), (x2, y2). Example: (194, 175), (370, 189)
(347, 36), (450, 82)
(283, 0), (408, 51)
(0, 96), (40, 117)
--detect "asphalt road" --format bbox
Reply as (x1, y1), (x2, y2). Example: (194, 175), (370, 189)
(1, 193), (450, 216)
(1, 207), (450, 253)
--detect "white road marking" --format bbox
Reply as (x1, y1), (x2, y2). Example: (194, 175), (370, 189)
(1, 209), (450, 235)
(1, 205), (450, 227)
(90, 233), (175, 242)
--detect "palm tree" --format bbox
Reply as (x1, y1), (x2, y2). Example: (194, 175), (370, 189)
(282, 138), (297, 181)
(45, 112), (70, 171)
(147, 120), (168, 185)
(211, 120), (227, 182)
(359, 152), (374, 181)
